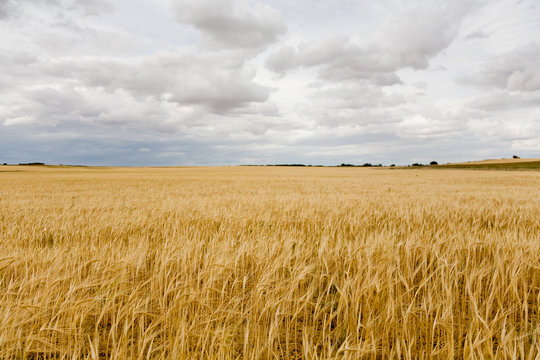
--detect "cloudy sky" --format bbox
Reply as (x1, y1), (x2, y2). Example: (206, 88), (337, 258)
(1, 0), (539, 166)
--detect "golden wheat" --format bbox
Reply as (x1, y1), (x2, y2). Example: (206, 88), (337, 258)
(0, 166), (539, 359)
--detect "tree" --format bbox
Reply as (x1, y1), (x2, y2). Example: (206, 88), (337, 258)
(430, 161), (438, 165)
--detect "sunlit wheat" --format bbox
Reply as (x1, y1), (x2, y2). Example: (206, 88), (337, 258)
(0, 166), (539, 359)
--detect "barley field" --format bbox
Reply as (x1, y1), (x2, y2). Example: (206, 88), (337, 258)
(0, 165), (539, 359)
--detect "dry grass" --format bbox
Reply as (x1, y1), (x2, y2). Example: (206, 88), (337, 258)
(440, 158), (540, 170)
(0, 166), (539, 359)
(446, 158), (540, 165)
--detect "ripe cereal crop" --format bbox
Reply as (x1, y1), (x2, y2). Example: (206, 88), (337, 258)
(0, 166), (539, 359)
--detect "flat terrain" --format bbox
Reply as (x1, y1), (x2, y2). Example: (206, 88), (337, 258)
(0, 166), (539, 359)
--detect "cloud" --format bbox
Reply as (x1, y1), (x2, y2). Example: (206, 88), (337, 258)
(311, 84), (404, 110)
(0, 48), (280, 139)
(469, 91), (540, 111)
(66, 0), (114, 16)
(172, 0), (286, 50)
(296, 83), (405, 129)
(0, 0), (113, 19)
(36, 51), (272, 115)
(266, 1), (478, 85)
(0, 0), (280, 146)
(266, 37), (406, 86)
(1, 85), (173, 130)
(464, 30), (490, 40)
(461, 42), (540, 92)
(376, 4), (464, 69)
(500, 122), (538, 141)
(397, 113), (466, 139)
(0, 0), (16, 19)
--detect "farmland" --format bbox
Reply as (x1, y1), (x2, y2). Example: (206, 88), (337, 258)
(0, 165), (539, 359)
(438, 158), (540, 170)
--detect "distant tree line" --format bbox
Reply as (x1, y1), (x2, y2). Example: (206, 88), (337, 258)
(252, 162), (441, 167)
(340, 163), (383, 167)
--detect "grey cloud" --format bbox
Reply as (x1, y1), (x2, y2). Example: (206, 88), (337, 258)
(39, 19), (147, 57)
(0, 0), (16, 19)
(3, 86), (126, 128)
(1, 0), (276, 131)
(0, 0), (279, 140)
(469, 91), (540, 111)
(266, 37), (394, 81)
(284, 46), (419, 129)
(26, 87), (88, 126)
(499, 122), (538, 141)
(264, 46), (295, 74)
(0, 0), (112, 19)
(40, 52), (271, 114)
(2, 9), (148, 61)
(464, 30), (490, 40)
(311, 84), (405, 110)
(0, 52), (40, 93)
(2, 84), (201, 133)
(1, 50), (278, 138)
(461, 42), (540, 92)
(0, 123), (217, 166)
(395, 104), (484, 140)
(66, 0), (113, 16)
(228, 102), (280, 117)
(266, 37), (405, 85)
(196, 112), (288, 138)
(299, 83), (405, 128)
(397, 114), (467, 139)
(172, 0), (286, 50)
(378, 6), (462, 69)
(266, 1), (476, 84)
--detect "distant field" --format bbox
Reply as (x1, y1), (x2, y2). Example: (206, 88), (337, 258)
(0, 166), (539, 359)
(439, 158), (540, 170)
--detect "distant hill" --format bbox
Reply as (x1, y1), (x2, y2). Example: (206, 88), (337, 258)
(438, 158), (540, 170)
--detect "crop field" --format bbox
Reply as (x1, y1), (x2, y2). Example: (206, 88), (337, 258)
(438, 158), (540, 170)
(0, 165), (539, 359)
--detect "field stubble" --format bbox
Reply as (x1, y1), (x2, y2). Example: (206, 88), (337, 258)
(0, 166), (539, 359)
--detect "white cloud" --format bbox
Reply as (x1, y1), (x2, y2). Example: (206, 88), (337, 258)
(462, 42), (540, 92)
(266, 1), (478, 85)
(171, 0), (286, 51)
(0, 0), (113, 19)
(3, 115), (34, 127)
(469, 91), (540, 111)
(0, 0), (15, 19)
(295, 83), (405, 129)
(464, 30), (490, 40)
(397, 114), (466, 139)
(0, 48), (276, 134)
(42, 52), (272, 113)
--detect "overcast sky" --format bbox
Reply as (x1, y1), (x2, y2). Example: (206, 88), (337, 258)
(1, 0), (539, 166)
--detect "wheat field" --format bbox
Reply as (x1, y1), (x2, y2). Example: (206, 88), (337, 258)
(0, 165), (539, 359)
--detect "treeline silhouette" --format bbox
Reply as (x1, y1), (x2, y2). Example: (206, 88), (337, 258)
(246, 162), (439, 167)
